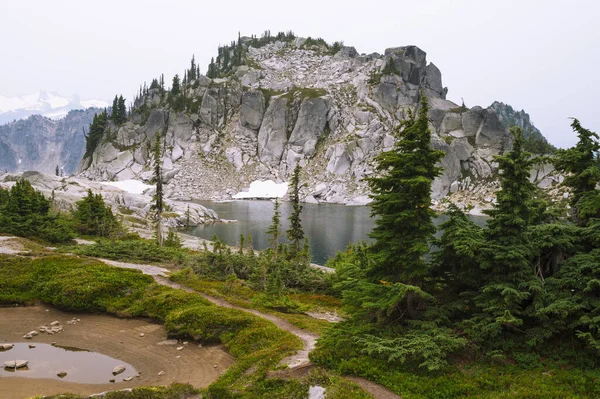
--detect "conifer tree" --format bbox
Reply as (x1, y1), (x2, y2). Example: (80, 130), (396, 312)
(368, 95), (443, 284)
(355, 94), (444, 322)
(111, 96), (118, 122)
(117, 95), (127, 124)
(171, 74), (180, 96)
(266, 197), (281, 252)
(84, 109), (108, 157)
(474, 127), (541, 338)
(554, 118), (600, 224)
(151, 132), (164, 245)
(286, 165), (305, 254)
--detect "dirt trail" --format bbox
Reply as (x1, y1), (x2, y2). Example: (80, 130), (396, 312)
(96, 258), (400, 398)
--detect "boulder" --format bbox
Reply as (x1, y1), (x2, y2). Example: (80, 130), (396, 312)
(4, 360), (28, 369)
(288, 97), (330, 157)
(424, 63), (446, 98)
(240, 90), (265, 130)
(476, 108), (508, 150)
(145, 109), (169, 138)
(462, 106), (485, 137)
(113, 365), (126, 375)
(258, 97), (288, 163)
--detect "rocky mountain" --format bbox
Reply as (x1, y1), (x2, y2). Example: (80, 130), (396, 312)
(0, 108), (100, 175)
(78, 35), (557, 208)
(0, 91), (107, 125)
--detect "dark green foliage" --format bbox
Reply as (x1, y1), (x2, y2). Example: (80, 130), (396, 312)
(0, 179), (74, 242)
(171, 74), (181, 96)
(354, 95), (443, 323)
(248, 30), (297, 49)
(110, 95), (127, 125)
(151, 132), (164, 245)
(286, 165), (305, 254)
(554, 118), (600, 223)
(84, 109), (108, 158)
(74, 189), (120, 236)
(266, 197), (281, 251)
(164, 228), (182, 248)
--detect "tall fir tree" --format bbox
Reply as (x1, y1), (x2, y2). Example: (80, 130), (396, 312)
(286, 165), (305, 254)
(151, 132), (165, 245)
(266, 197), (281, 252)
(473, 127), (542, 338)
(554, 119), (600, 224)
(171, 74), (181, 96)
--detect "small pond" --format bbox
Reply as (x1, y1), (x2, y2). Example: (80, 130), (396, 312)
(0, 343), (137, 384)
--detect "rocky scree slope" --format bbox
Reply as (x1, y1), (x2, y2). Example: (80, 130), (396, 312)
(0, 108), (100, 175)
(79, 38), (559, 208)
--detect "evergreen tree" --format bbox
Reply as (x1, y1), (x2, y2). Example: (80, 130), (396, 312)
(286, 165), (305, 254)
(473, 127), (542, 339)
(342, 95), (444, 323)
(111, 95), (118, 122)
(84, 109), (108, 157)
(117, 95), (127, 124)
(74, 189), (120, 236)
(151, 132), (165, 245)
(55, 165), (60, 176)
(554, 118), (600, 224)
(171, 74), (181, 96)
(266, 197), (281, 252)
(368, 95), (443, 289)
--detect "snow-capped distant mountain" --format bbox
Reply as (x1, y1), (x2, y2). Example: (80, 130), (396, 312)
(0, 91), (109, 125)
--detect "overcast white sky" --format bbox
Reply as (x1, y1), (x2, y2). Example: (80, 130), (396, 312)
(1, 0), (598, 147)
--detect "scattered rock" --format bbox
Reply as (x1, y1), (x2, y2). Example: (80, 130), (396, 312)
(139, 333), (145, 337)
(50, 321), (60, 326)
(176, 346), (184, 351)
(4, 360), (28, 369)
(157, 339), (178, 346)
(29, 344), (36, 349)
(57, 371), (67, 378)
(112, 365), (126, 375)
(124, 376), (133, 381)
(0, 344), (14, 351)
(158, 371), (166, 376)
(109, 379), (115, 383)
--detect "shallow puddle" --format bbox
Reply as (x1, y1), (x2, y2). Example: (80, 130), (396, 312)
(0, 343), (137, 384)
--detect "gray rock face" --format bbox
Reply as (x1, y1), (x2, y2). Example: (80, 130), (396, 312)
(77, 38), (552, 209)
(240, 90), (265, 130)
(0, 109), (100, 175)
(258, 97), (289, 163)
(288, 97), (330, 156)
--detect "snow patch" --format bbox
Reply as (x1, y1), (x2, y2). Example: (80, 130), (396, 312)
(233, 180), (288, 199)
(101, 180), (153, 195)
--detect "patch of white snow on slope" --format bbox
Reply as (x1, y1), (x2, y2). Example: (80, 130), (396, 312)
(232, 180), (288, 199)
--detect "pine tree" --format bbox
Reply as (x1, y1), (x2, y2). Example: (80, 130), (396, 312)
(286, 165), (305, 254)
(55, 165), (59, 176)
(342, 95), (443, 323)
(84, 109), (108, 157)
(554, 119), (600, 224)
(473, 127), (542, 338)
(151, 133), (164, 245)
(367, 95), (443, 285)
(266, 197), (281, 252)
(171, 74), (180, 96)
(111, 96), (118, 122)
(117, 95), (127, 124)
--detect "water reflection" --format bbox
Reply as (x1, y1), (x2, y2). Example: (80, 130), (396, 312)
(0, 343), (137, 383)
(184, 200), (487, 265)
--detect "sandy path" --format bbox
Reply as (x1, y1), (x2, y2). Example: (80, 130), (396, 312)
(96, 259), (399, 398)
(0, 306), (233, 399)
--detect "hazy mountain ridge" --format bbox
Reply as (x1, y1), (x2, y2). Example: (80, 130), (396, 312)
(0, 91), (108, 125)
(0, 108), (101, 175)
(78, 35), (560, 209)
